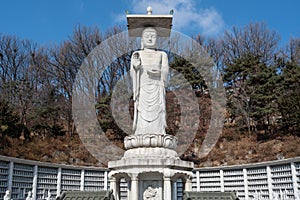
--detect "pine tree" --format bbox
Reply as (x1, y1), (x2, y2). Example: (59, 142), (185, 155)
(277, 58), (300, 135)
(0, 100), (29, 138)
(169, 56), (207, 94)
(223, 53), (279, 134)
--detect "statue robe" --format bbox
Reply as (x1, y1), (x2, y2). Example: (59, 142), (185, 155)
(130, 50), (169, 135)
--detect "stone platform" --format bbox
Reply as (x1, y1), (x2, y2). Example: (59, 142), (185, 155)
(109, 155), (193, 169)
(108, 153), (194, 200)
(108, 133), (194, 200)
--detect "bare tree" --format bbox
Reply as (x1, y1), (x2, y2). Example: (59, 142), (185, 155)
(0, 34), (55, 137)
(49, 25), (102, 135)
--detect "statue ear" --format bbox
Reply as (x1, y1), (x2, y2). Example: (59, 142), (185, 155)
(141, 38), (144, 49)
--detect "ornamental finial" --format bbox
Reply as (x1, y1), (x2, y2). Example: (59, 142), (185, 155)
(147, 6), (152, 15)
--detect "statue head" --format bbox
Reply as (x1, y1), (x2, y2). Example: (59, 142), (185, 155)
(141, 27), (157, 49)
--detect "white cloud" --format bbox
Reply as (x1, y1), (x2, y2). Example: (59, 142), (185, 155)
(124, 0), (224, 36)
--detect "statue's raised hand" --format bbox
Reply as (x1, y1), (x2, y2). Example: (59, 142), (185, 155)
(132, 52), (141, 70)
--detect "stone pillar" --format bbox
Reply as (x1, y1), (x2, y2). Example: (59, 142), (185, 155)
(243, 168), (249, 199)
(8, 161), (13, 192)
(291, 162), (299, 200)
(220, 169), (224, 192)
(196, 170), (200, 191)
(131, 174), (139, 200)
(56, 168), (62, 198)
(164, 176), (172, 200)
(185, 178), (192, 192)
(126, 178), (131, 200)
(104, 171), (108, 190)
(115, 179), (120, 200)
(32, 165), (38, 200)
(80, 169), (85, 191)
(172, 181), (177, 200)
(109, 176), (118, 200)
(266, 165), (273, 199)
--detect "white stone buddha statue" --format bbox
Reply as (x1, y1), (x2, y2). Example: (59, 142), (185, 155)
(130, 27), (169, 135)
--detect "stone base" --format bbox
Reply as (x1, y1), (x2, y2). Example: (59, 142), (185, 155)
(108, 151), (194, 200)
(108, 133), (194, 200)
(109, 156), (193, 170)
(123, 147), (178, 159)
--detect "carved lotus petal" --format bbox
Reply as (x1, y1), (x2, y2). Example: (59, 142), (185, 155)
(131, 137), (139, 148)
(163, 135), (177, 149)
(124, 134), (177, 150)
(150, 135), (159, 146)
(143, 135), (151, 147)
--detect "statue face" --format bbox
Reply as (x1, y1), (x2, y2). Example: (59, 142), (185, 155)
(142, 28), (157, 48)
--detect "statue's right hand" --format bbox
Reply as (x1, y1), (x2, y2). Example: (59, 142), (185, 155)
(132, 58), (141, 70)
(132, 52), (141, 70)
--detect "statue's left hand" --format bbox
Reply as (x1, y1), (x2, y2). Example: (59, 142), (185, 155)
(147, 69), (161, 77)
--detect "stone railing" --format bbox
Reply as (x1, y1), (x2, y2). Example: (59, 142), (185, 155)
(192, 157), (300, 200)
(0, 156), (108, 200)
(0, 155), (299, 200)
(56, 190), (114, 200)
(183, 191), (238, 200)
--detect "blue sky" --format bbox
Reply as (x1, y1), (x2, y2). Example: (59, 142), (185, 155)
(0, 0), (299, 47)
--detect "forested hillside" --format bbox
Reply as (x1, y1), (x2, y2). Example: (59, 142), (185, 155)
(0, 22), (299, 167)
